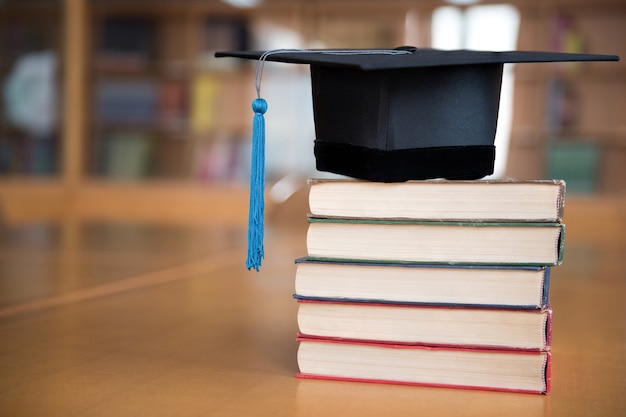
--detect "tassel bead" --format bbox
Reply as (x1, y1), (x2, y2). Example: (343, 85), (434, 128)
(252, 98), (268, 114)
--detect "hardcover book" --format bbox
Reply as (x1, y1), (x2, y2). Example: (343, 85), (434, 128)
(297, 336), (551, 394)
(306, 218), (565, 266)
(295, 258), (550, 309)
(308, 179), (566, 222)
(296, 299), (552, 351)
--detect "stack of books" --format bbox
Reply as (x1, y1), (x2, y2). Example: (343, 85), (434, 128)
(293, 178), (566, 394)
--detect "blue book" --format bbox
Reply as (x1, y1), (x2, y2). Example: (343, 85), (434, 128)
(294, 258), (550, 309)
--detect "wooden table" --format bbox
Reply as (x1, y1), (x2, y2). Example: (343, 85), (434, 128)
(0, 204), (625, 416)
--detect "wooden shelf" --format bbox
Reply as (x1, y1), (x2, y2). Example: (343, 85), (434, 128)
(0, 178), (251, 226)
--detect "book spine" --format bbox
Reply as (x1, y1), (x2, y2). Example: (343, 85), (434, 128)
(557, 224), (566, 264)
(556, 181), (566, 223)
(544, 350), (552, 395)
(545, 309), (553, 349)
(541, 268), (551, 308)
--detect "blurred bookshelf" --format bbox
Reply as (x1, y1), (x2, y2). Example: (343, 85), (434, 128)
(508, 0), (626, 194)
(0, 0), (624, 227)
(89, 6), (253, 183)
(0, 0), (62, 177)
(0, 0), (258, 225)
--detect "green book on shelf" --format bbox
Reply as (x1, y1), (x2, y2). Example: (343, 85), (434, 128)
(103, 133), (152, 179)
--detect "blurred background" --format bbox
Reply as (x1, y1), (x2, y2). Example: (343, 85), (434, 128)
(0, 0), (624, 230)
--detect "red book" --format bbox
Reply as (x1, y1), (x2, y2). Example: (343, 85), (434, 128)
(158, 80), (187, 130)
(296, 336), (551, 394)
(296, 298), (553, 351)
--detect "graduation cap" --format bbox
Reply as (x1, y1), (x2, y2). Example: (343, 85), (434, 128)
(215, 47), (619, 270)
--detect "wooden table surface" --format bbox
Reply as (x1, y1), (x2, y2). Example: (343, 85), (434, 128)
(0, 201), (625, 416)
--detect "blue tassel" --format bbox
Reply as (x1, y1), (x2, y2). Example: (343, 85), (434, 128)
(246, 98), (268, 271)
(244, 49), (411, 271)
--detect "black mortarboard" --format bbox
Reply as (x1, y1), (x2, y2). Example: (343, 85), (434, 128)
(215, 47), (619, 270)
(217, 47), (618, 181)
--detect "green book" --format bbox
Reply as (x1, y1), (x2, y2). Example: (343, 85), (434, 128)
(306, 218), (565, 266)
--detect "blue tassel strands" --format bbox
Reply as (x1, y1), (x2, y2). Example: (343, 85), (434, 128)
(246, 98), (268, 271)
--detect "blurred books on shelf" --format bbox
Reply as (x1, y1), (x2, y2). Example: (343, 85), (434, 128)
(0, 135), (58, 176)
(97, 16), (156, 73)
(157, 79), (188, 131)
(95, 79), (159, 126)
(101, 132), (152, 180)
(547, 141), (600, 193)
(195, 137), (249, 184)
(152, 138), (190, 180)
(190, 75), (219, 133)
(199, 16), (249, 71)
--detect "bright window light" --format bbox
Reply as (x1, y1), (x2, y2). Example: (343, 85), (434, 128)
(432, 7), (463, 50)
(221, 0), (261, 8)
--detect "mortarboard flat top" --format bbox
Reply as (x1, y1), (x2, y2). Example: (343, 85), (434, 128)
(215, 47), (619, 71)
(216, 47), (619, 182)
